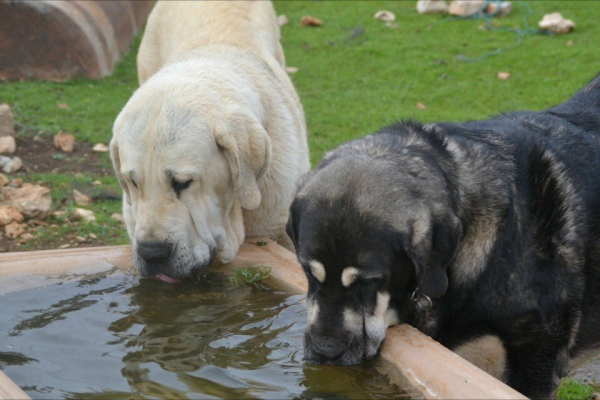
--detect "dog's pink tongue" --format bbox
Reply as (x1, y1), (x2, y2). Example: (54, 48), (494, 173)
(154, 273), (180, 283)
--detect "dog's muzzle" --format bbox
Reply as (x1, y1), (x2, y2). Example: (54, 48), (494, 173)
(304, 331), (362, 366)
(134, 241), (216, 281)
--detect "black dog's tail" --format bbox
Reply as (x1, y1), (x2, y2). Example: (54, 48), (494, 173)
(548, 72), (600, 134)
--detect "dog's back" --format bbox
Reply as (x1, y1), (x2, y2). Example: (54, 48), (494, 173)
(137, 1), (284, 84)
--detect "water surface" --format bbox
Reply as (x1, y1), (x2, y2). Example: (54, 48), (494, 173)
(0, 269), (411, 399)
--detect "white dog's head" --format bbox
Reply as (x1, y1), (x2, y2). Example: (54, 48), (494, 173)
(110, 73), (271, 281)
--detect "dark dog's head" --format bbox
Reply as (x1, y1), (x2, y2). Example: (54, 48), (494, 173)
(287, 130), (461, 365)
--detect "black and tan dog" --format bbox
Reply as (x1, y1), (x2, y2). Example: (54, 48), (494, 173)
(286, 73), (600, 398)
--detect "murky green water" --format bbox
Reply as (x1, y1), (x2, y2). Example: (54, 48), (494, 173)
(0, 269), (411, 399)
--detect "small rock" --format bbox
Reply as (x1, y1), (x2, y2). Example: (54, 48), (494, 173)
(10, 178), (23, 188)
(92, 143), (109, 153)
(0, 205), (24, 226)
(75, 236), (87, 243)
(386, 22), (399, 29)
(20, 232), (35, 241)
(2, 183), (52, 218)
(92, 180), (102, 186)
(53, 211), (66, 218)
(417, 102), (427, 109)
(0, 156), (9, 167)
(5, 221), (24, 239)
(53, 132), (76, 152)
(416, 0), (449, 15)
(497, 71), (511, 80)
(0, 173), (8, 188)
(50, 224), (59, 229)
(27, 219), (47, 226)
(448, 0), (486, 16)
(285, 66), (299, 74)
(485, 1), (512, 17)
(70, 208), (96, 223)
(278, 14), (289, 26)
(374, 10), (396, 22)
(111, 213), (125, 223)
(58, 244), (71, 249)
(1, 156), (22, 174)
(57, 103), (71, 110)
(566, 40), (574, 46)
(73, 189), (93, 206)
(592, 393), (599, 400)
(89, 233), (97, 240)
(301, 15), (323, 27)
(538, 12), (575, 34)
(0, 104), (15, 137)
(0, 136), (16, 154)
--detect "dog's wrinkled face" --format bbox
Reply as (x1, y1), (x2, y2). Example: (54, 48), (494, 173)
(287, 154), (461, 365)
(111, 78), (271, 281)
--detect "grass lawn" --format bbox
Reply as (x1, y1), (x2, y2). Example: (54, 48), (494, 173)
(0, 1), (599, 393)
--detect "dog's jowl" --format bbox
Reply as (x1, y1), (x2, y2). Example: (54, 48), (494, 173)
(287, 73), (600, 398)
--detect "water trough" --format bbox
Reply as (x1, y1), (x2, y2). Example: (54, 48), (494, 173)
(0, 239), (526, 399)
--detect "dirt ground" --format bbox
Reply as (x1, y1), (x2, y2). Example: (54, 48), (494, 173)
(12, 135), (112, 176)
(0, 134), (123, 253)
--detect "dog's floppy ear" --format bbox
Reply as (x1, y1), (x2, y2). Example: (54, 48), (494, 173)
(406, 213), (462, 299)
(214, 113), (272, 210)
(110, 139), (131, 206)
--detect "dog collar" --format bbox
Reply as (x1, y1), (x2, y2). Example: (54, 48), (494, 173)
(411, 288), (433, 310)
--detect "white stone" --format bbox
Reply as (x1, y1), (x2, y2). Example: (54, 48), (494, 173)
(0, 156), (10, 167)
(277, 14), (289, 26)
(20, 232), (35, 241)
(0, 205), (24, 226)
(2, 156), (22, 174)
(416, 0), (449, 15)
(70, 208), (96, 223)
(53, 132), (76, 152)
(92, 143), (109, 152)
(5, 221), (24, 239)
(0, 104), (15, 137)
(0, 173), (8, 188)
(73, 189), (93, 206)
(486, 1), (512, 17)
(2, 183), (52, 218)
(448, 0), (486, 16)
(111, 213), (125, 223)
(0, 136), (16, 154)
(538, 12), (575, 34)
(374, 10), (396, 22)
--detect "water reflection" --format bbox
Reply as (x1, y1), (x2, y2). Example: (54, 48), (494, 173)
(0, 270), (409, 399)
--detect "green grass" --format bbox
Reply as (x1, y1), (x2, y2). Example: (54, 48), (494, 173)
(228, 265), (272, 289)
(557, 378), (597, 400)
(0, 35), (140, 144)
(275, 1), (600, 164)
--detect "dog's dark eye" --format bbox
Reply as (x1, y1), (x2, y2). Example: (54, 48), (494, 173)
(172, 179), (192, 193)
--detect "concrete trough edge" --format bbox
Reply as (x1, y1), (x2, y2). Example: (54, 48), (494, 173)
(0, 238), (526, 399)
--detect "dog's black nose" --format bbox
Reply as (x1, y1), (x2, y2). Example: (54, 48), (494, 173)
(137, 241), (171, 262)
(311, 336), (346, 360)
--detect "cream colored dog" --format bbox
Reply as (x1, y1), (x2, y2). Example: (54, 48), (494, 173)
(110, 1), (309, 282)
